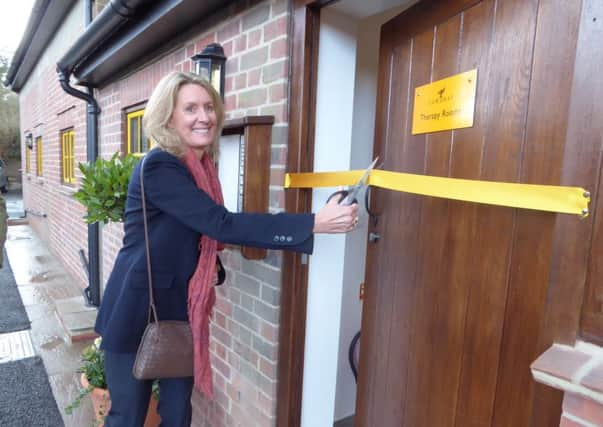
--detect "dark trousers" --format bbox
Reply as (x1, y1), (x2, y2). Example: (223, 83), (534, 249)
(103, 350), (193, 427)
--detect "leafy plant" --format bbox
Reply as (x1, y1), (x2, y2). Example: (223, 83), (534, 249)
(65, 337), (159, 418)
(74, 153), (140, 224)
(65, 337), (105, 416)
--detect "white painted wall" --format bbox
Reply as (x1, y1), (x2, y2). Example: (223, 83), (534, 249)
(301, 8), (358, 427)
(301, 2), (414, 425)
(333, 13), (382, 422)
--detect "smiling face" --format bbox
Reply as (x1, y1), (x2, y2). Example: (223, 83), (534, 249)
(168, 83), (217, 158)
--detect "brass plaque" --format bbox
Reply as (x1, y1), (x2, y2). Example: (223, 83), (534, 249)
(412, 69), (477, 135)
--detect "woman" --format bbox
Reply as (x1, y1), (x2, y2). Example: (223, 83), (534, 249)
(95, 71), (358, 426)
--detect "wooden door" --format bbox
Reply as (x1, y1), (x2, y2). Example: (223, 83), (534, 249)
(355, 0), (601, 426)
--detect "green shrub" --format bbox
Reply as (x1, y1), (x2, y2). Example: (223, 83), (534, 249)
(74, 153), (140, 224)
(64, 337), (105, 416)
(65, 337), (159, 417)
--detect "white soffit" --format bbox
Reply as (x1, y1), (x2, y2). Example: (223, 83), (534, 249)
(330, 0), (418, 20)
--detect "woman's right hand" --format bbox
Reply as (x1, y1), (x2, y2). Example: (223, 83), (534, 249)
(313, 196), (359, 233)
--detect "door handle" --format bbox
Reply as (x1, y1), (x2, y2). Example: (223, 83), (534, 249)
(369, 232), (380, 243)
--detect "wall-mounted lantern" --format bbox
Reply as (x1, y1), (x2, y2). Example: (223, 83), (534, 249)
(25, 133), (33, 149)
(192, 43), (226, 98)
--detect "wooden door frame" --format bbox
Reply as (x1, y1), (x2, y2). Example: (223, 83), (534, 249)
(276, 1), (334, 426)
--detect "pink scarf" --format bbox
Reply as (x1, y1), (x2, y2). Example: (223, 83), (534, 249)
(182, 146), (224, 399)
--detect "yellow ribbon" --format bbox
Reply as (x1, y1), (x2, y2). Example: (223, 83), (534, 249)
(285, 170), (590, 217)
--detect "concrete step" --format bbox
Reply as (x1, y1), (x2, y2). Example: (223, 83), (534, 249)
(54, 296), (98, 343)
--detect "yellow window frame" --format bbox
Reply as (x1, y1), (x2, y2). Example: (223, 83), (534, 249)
(126, 109), (151, 156)
(25, 146), (31, 173)
(61, 129), (75, 184)
(35, 137), (43, 176)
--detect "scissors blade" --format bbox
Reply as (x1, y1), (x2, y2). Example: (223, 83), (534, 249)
(341, 157), (379, 205)
(356, 157), (379, 186)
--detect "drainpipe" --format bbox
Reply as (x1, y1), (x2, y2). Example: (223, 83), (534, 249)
(57, 68), (101, 308)
(56, 0), (144, 306)
(55, 0), (101, 307)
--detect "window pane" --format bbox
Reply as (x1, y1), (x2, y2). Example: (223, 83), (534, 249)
(129, 117), (139, 153)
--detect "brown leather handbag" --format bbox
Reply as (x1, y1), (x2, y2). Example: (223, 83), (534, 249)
(132, 155), (194, 379)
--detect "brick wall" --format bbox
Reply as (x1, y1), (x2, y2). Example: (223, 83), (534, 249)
(20, 3), (90, 290)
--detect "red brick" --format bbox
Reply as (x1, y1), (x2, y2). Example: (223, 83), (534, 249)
(240, 46), (269, 71)
(234, 73), (247, 90)
(262, 59), (288, 83)
(222, 40), (234, 58)
(260, 321), (278, 342)
(270, 37), (288, 60)
(581, 361), (603, 393)
(239, 88), (267, 108)
(225, 76), (234, 93)
(264, 16), (287, 42)
(269, 82), (287, 102)
(269, 167), (286, 186)
(217, 20), (240, 42)
(560, 415), (588, 426)
(248, 29), (262, 49)
(563, 392), (603, 425)
(248, 68), (261, 86)
(531, 345), (592, 382)
(186, 44), (195, 58)
(261, 103), (287, 123)
(271, 145), (287, 166)
(215, 296), (233, 316)
(211, 354), (231, 378)
(215, 311), (227, 329)
(234, 34), (247, 53)
(259, 357), (277, 380)
(257, 391), (276, 417)
(224, 94), (237, 111)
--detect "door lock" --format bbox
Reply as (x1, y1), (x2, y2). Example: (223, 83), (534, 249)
(368, 232), (380, 243)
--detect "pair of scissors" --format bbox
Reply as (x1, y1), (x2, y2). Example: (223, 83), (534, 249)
(326, 157), (379, 205)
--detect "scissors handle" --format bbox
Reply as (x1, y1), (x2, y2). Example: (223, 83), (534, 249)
(326, 190), (357, 205)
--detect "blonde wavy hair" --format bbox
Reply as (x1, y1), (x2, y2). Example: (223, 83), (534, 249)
(143, 71), (225, 159)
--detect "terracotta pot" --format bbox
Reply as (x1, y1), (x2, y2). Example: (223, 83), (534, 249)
(81, 374), (160, 427)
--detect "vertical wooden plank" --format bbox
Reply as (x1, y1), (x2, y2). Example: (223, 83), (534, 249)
(582, 164), (603, 342)
(428, 2), (497, 426)
(371, 41), (416, 426)
(532, 0), (603, 424)
(277, 2), (320, 426)
(381, 28), (433, 427)
(452, 0), (539, 424)
(492, 1), (583, 426)
(355, 28), (397, 426)
(241, 124), (271, 260)
(357, 32), (417, 426)
(575, 0), (603, 345)
(403, 15), (461, 427)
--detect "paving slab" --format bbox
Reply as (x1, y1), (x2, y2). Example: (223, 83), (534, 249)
(5, 225), (95, 426)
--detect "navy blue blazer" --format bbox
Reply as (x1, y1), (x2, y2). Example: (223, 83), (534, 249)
(95, 148), (314, 353)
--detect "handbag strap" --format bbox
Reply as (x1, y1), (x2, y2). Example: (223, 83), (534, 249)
(139, 155), (159, 324)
